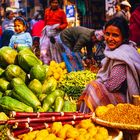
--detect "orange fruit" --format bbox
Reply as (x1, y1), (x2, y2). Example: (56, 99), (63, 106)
(53, 72), (60, 80)
(59, 62), (66, 69)
(50, 60), (56, 67)
(56, 67), (63, 74)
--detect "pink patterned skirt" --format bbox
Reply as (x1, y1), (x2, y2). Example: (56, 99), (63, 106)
(78, 81), (126, 113)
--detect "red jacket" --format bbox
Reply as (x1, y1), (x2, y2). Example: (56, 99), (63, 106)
(44, 8), (68, 30)
(129, 6), (140, 45)
(0, 26), (2, 36)
(31, 20), (45, 37)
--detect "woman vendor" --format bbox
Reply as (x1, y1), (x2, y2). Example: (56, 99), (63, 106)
(40, 0), (68, 64)
(78, 17), (140, 113)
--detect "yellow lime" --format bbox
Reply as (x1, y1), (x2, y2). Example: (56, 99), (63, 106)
(50, 60), (56, 67)
(59, 62), (66, 69)
(54, 72), (60, 80)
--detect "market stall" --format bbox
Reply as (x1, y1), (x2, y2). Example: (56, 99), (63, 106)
(0, 46), (140, 140)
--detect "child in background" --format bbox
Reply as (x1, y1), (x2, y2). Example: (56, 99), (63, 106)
(9, 16), (32, 50)
(32, 37), (40, 58)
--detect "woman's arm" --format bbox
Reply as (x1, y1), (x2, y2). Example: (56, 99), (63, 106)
(58, 10), (68, 30)
(104, 64), (126, 92)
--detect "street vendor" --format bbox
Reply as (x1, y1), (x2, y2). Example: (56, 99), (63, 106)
(40, 0), (68, 64)
(57, 26), (104, 68)
(78, 17), (140, 113)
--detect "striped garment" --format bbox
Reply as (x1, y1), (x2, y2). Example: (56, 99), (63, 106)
(40, 25), (63, 64)
(78, 80), (126, 113)
(78, 64), (127, 113)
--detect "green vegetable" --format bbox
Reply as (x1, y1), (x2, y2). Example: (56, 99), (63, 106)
(38, 93), (47, 102)
(17, 46), (30, 52)
(62, 100), (71, 112)
(0, 96), (33, 112)
(62, 100), (77, 112)
(0, 112), (9, 120)
(41, 93), (57, 112)
(18, 48), (42, 72)
(0, 68), (5, 77)
(43, 64), (49, 78)
(42, 77), (57, 94)
(12, 90), (31, 107)
(0, 78), (11, 92)
(11, 78), (41, 109)
(30, 65), (46, 82)
(28, 79), (42, 97)
(4, 90), (12, 96)
(0, 47), (18, 68)
(48, 107), (54, 112)
(51, 89), (65, 98)
(5, 64), (28, 82)
(0, 92), (3, 98)
(58, 70), (97, 99)
(54, 96), (64, 112)
(10, 77), (25, 88)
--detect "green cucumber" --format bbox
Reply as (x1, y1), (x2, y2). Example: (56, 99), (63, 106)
(54, 96), (64, 112)
(0, 96), (33, 112)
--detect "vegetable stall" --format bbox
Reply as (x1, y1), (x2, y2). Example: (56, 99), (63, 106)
(0, 47), (139, 140)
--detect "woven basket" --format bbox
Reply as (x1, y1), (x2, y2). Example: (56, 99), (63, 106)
(92, 113), (140, 132)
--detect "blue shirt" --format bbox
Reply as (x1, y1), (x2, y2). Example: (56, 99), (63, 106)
(9, 32), (33, 48)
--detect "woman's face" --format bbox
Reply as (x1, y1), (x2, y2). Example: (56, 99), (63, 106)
(104, 25), (123, 50)
(115, 5), (121, 12)
(50, 0), (59, 10)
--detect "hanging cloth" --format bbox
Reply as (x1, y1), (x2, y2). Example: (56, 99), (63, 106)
(76, 0), (86, 16)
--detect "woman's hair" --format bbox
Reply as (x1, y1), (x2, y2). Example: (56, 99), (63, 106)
(49, 0), (60, 4)
(104, 17), (129, 43)
(115, 2), (120, 7)
(14, 16), (27, 26)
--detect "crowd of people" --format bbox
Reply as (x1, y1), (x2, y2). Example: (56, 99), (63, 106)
(0, 0), (140, 114)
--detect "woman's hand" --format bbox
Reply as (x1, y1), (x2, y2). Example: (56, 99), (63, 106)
(55, 26), (61, 31)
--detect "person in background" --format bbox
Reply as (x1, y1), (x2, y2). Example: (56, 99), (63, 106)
(0, 19), (2, 47)
(114, 1), (131, 23)
(40, 0), (68, 64)
(114, 2), (121, 14)
(129, 4), (140, 48)
(2, 10), (15, 32)
(1, 10), (15, 47)
(31, 11), (45, 38)
(18, 10), (27, 21)
(30, 12), (40, 31)
(1, 30), (14, 47)
(9, 16), (32, 50)
(44, 0), (68, 32)
(78, 17), (140, 113)
(58, 26), (104, 58)
(0, 20), (2, 37)
(56, 26), (104, 70)
(32, 37), (40, 58)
